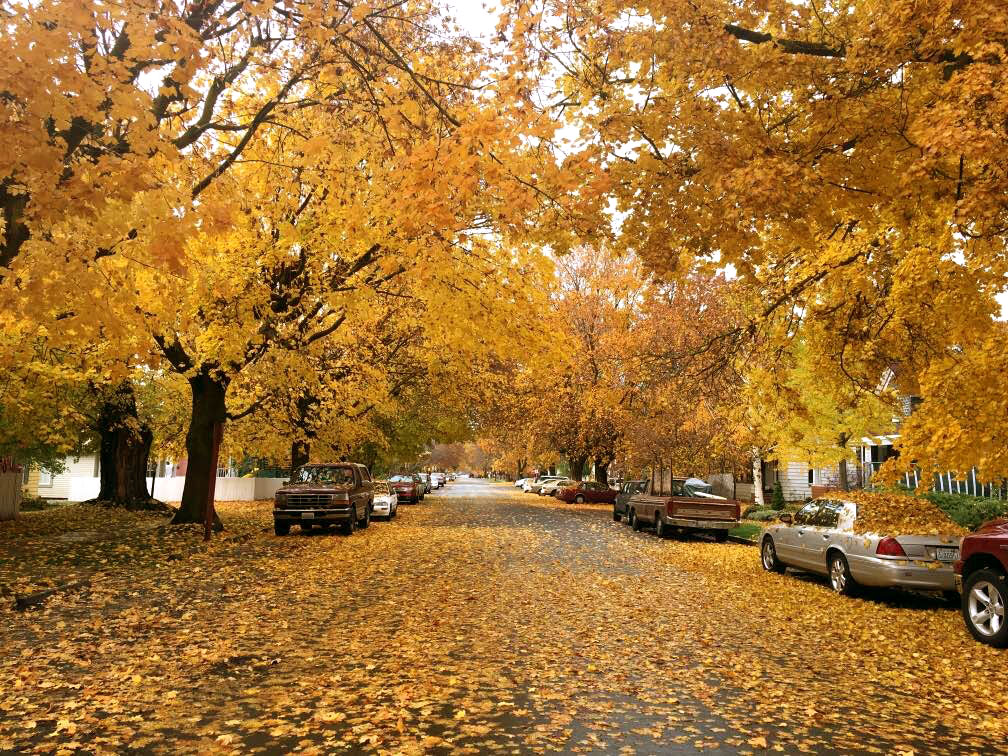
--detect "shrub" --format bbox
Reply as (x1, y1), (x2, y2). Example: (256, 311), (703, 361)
(922, 491), (1008, 531)
(770, 481), (786, 511)
(744, 509), (781, 522)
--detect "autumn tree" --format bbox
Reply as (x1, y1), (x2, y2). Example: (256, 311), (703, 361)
(513, 0), (1008, 482)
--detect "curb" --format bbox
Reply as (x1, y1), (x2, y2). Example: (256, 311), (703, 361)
(727, 535), (757, 546)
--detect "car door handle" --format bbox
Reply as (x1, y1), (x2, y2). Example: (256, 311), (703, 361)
(822, 534), (830, 540)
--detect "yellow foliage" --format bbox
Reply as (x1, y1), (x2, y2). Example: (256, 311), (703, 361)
(829, 490), (966, 538)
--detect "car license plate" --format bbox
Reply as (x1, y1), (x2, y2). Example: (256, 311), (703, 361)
(936, 547), (958, 561)
(301, 512), (314, 520)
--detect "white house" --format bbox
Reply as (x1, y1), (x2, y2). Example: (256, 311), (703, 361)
(24, 454), (286, 503)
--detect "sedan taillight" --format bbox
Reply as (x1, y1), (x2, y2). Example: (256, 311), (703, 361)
(876, 536), (907, 557)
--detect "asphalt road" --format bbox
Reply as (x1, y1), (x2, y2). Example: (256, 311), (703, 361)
(2, 478), (1004, 754)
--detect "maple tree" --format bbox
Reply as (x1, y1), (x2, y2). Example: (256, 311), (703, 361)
(2, 0), (580, 523)
(512, 0), (1008, 484)
(479, 249), (745, 483)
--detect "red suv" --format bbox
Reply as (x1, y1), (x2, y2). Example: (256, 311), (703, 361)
(955, 518), (1008, 647)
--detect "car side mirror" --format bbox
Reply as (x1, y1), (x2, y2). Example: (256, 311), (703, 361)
(779, 513), (792, 524)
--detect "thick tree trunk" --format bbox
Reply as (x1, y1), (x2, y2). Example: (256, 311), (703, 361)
(568, 455), (587, 481)
(291, 440), (310, 472)
(594, 456), (610, 485)
(93, 381), (157, 509)
(752, 450), (765, 508)
(171, 372), (228, 528)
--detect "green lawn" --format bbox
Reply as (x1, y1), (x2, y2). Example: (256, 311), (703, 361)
(728, 522), (762, 542)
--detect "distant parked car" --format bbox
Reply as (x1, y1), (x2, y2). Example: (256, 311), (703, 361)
(417, 472), (432, 494)
(523, 475), (563, 493)
(557, 481), (617, 505)
(273, 463), (374, 535)
(371, 481), (399, 520)
(432, 472), (446, 488)
(515, 477), (530, 488)
(390, 474), (422, 503)
(613, 480), (647, 521)
(761, 498), (960, 596)
(955, 518), (1008, 647)
(539, 478), (574, 496)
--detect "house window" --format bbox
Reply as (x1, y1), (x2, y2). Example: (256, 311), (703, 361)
(39, 468), (54, 487)
(808, 468), (814, 485)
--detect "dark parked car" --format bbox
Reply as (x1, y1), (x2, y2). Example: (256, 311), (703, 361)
(955, 518), (1008, 647)
(557, 481), (617, 505)
(613, 480), (647, 521)
(391, 474), (423, 503)
(273, 463), (374, 536)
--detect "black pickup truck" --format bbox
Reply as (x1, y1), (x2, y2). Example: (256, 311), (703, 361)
(273, 463), (374, 535)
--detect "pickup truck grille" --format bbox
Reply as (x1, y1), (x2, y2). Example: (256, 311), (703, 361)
(286, 493), (333, 508)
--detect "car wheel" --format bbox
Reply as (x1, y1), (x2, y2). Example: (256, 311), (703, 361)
(360, 505), (371, 529)
(761, 537), (786, 574)
(343, 507), (357, 535)
(391, 505), (397, 519)
(612, 508), (621, 522)
(655, 516), (665, 538)
(575, 495), (585, 504)
(713, 530), (729, 543)
(828, 551), (856, 596)
(962, 568), (1008, 647)
(631, 510), (642, 532)
(274, 521), (290, 536)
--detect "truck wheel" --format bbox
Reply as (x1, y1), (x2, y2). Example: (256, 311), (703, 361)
(631, 510), (642, 532)
(274, 521), (290, 536)
(575, 495), (585, 504)
(655, 517), (665, 538)
(962, 568), (1008, 647)
(612, 508), (621, 522)
(343, 508), (357, 535)
(360, 505), (371, 529)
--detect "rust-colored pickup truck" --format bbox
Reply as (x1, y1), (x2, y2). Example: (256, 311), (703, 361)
(273, 462), (374, 536)
(625, 468), (740, 542)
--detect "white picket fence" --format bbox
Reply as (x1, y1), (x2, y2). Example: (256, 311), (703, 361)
(0, 470), (21, 520)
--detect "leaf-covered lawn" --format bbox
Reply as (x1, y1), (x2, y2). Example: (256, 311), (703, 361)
(1, 484), (1005, 753)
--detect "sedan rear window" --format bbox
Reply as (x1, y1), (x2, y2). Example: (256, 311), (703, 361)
(389, 475), (412, 482)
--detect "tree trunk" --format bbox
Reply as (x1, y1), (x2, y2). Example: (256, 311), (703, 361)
(94, 381), (156, 509)
(568, 455), (587, 481)
(171, 371), (228, 528)
(752, 450), (765, 508)
(291, 440), (310, 472)
(837, 433), (850, 491)
(594, 456), (610, 485)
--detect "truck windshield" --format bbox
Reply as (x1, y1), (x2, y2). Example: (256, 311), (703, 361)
(293, 466), (355, 485)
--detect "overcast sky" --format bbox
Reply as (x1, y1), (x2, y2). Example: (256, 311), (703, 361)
(444, 1), (501, 39)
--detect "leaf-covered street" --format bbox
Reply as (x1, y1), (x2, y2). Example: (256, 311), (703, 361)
(2, 479), (1005, 754)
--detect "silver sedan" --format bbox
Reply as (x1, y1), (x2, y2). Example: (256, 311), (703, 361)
(760, 498), (960, 595)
